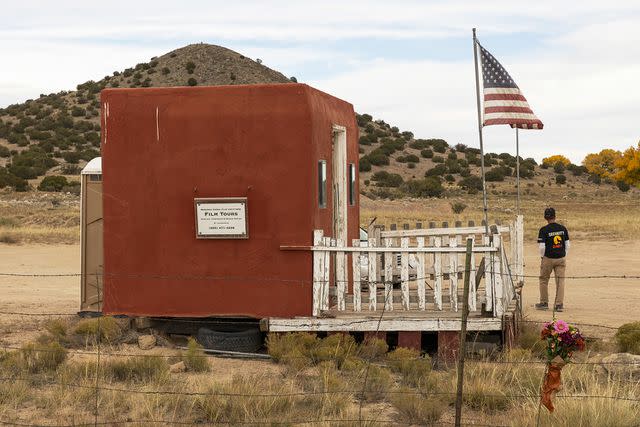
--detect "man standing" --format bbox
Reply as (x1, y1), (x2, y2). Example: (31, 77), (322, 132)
(536, 207), (570, 312)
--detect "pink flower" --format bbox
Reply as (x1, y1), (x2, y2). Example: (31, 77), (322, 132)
(554, 320), (569, 334)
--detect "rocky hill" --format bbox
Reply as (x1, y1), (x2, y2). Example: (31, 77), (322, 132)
(0, 43), (635, 198)
(0, 44), (292, 190)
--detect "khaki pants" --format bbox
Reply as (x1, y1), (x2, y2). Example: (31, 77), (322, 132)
(539, 257), (566, 305)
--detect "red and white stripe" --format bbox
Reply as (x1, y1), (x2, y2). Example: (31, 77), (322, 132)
(483, 88), (543, 129)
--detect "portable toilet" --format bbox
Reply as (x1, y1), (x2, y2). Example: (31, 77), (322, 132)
(80, 157), (103, 311)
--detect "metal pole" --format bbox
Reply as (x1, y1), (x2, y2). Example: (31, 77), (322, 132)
(454, 237), (474, 427)
(516, 128), (520, 215)
(473, 28), (490, 235)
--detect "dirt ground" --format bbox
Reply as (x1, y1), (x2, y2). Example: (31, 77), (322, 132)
(1, 240), (639, 343)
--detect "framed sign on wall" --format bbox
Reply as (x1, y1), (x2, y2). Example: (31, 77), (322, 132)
(194, 197), (248, 239)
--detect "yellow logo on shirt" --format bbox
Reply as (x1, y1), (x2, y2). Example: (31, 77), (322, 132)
(553, 235), (562, 245)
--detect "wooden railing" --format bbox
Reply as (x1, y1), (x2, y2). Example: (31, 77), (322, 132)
(310, 216), (523, 318)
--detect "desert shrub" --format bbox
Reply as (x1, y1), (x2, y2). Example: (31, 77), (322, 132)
(445, 159), (461, 174)
(421, 149), (433, 158)
(615, 322), (640, 354)
(74, 317), (123, 344)
(357, 338), (388, 361)
(367, 151), (390, 166)
(429, 139), (448, 153)
(485, 168), (505, 182)
(459, 175), (483, 192)
(103, 356), (168, 383)
(185, 61), (196, 74)
(391, 388), (445, 425)
(407, 162), (416, 169)
(71, 106), (86, 117)
(358, 135), (372, 145)
(8, 147), (57, 179)
(0, 167), (29, 191)
(588, 174), (602, 184)
(387, 347), (432, 387)
(409, 139), (428, 150)
(62, 164), (81, 175)
(447, 151), (457, 160)
(196, 375), (295, 423)
(404, 154), (419, 163)
(161, 67), (170, 75)
(356, 113), (372, 126)
(267, 332), (317, 366)
(617, 180), (631, 192)
(517, 321), (546, 358)
(309, 333), (357, 367)
(357, 364), (393, 401)
(444, 174), (455, 182)
(425, 164), (446, 177)
(18, 341), (67, 373)
(187, 78), (197, 86)
(372, 171), (403, 187)
(451, 202), (467, 214)
(556, 174), (567, 184)
(182, 337), (210, 372)
(359, 157), (372, 171)
(396, 155), (407, 163)
(38, 175), (68, 192)
(459, 168), (471, 178)
(553, 161), (566, 174)
(431, 155), (444, 163)
(400, 177), (443, 198)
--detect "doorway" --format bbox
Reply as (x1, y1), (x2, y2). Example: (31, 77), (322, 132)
(331, 125), (347, 244)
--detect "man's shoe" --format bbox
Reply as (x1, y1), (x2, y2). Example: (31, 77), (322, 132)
(554, 304), (564, 312)
(535, 302), (548, 310)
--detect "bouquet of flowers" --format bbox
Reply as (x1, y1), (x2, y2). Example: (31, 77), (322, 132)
(539, 320), (586, 412)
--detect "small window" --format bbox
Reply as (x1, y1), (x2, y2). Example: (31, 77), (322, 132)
(318, 160), (327, 208)
(348, 163), (356, 206)
(89, 174), (102, 182)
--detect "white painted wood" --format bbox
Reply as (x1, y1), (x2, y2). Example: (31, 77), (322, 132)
(384, 239), (394, 311)
(336, 239), (347, 311)
(312, 230), (324, 316)
(321, 237), (331, 311)
(483, 235), (493, 313)
(434, 236), (443, 310)
(266, 317), (503, 332)
(400, 237), (410, 310)
(449, 238), (458, 312)
(416, 237), (426, 310)
(468, 235), (477, 312)
(368, 238), (377, 311)
(493, 234), (504, 317)
(381, 225), (510, 238)
(351, 239), (361, 312)
(331, 125), (348, 247)
(304, 246), (496, 253)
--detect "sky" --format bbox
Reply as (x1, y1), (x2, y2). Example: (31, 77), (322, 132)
(1, 1), (639, 163)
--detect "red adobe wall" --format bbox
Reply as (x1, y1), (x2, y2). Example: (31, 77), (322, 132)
(101, 84), (358, 318)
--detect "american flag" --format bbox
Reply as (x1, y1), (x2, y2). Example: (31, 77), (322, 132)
(478, 42), (543, 129)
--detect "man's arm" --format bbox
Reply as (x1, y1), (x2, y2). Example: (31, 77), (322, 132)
(565, 239), (570, 255)
(538, 227), (545, 257)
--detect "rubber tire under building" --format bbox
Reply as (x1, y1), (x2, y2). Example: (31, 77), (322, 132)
(196, 327), (263, 353)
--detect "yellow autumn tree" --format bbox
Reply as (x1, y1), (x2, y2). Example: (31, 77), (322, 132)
(582, 149), (622, 179)
(614, 142), (640, 186)
(541, 155), (571, 167)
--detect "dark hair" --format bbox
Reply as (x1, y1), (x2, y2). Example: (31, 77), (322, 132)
(544, 207), (556, 219)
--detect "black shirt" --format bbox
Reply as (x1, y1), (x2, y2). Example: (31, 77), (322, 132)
(538, 223), (570, 259)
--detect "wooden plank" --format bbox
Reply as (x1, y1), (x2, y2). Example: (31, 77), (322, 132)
(265, 317), (503, 332)
(380, 225), (510, 238)
(368, 238), (377, 311)
(434, 236), (443, 311)
(449, 237), (458, 312)
(468, 235), (477, 312)
(400, 237), (410, 310)
(312, 230), (324, 316)
(321, 237), (332, 311)
(493, 234), (504, 317)
(484, 235), (493, 313)
(336, 239), (347, 311)
(351, 239), (361, 312)
(416, 237), (426, 310)
(281, 245), (497, 253)
(384, 239), (394, 311)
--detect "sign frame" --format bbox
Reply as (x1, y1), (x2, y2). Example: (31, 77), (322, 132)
(194, 197), (249, 239)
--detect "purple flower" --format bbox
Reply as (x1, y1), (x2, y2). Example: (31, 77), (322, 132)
(554, 320), (569, 334)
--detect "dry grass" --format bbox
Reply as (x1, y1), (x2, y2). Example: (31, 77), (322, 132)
(180, 337), (210, 372)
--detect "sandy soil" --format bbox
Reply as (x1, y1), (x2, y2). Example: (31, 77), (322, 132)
(1, 240), (639, 341)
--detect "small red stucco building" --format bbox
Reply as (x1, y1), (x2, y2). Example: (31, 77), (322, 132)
(99, 83), (359, 319)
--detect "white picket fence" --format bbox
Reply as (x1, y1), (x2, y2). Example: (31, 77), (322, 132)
(311, 216), (523, 319)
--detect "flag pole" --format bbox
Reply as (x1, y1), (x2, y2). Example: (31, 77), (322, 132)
(473, 28), (490, 235)
(515, 127), (520, 215)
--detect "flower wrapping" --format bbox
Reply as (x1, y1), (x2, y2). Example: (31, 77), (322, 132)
(539, 320), (585, 412)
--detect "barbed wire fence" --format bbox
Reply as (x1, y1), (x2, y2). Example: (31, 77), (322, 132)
(1, 270), (639, 426)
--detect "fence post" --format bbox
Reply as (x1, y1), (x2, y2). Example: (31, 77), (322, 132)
(454, 237), (474, 427)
